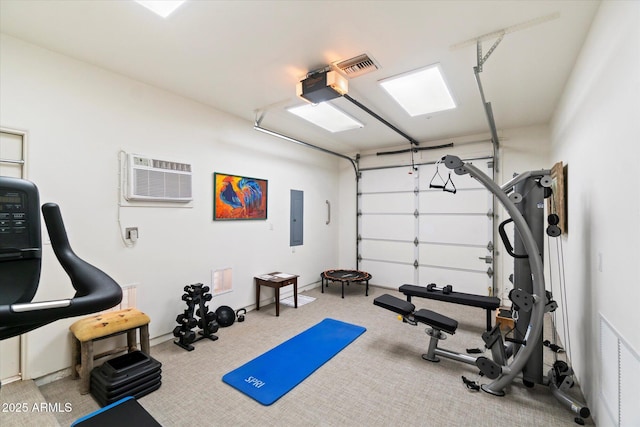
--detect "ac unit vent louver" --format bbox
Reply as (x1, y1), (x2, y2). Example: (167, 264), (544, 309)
(126, 154), (192, 202)
(334, 54), (379, 78)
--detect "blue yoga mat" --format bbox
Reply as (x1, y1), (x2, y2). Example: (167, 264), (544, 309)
(222, 318), (366, 405)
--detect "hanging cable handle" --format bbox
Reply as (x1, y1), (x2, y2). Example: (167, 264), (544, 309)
(429, 161), (457, 193)
(443, 173), (457, 194)
(429, 161), (447, 190)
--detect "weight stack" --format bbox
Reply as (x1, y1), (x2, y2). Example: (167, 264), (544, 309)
(90, 351), (162, 407)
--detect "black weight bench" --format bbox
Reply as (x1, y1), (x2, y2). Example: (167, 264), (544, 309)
(373, 294), (458, 335)
(399, 284), (500, 331)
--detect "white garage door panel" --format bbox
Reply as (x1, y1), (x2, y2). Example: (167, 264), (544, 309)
(419, 243), (490, 271)
(419, 188), (489, 214)
(361, 240), (413, 263)
(359, 157), (493, 296)
(418, 267), (491, 296)
(361, 214), (414, 241)
(419, 215), (488, 246)
(360, 192), (414, 213)
(359, 168), (415, 192)
(361, 260), (413, 288)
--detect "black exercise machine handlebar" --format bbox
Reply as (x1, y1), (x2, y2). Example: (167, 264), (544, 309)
(498, 218), (529, 259)
(0, 177), (122, 340)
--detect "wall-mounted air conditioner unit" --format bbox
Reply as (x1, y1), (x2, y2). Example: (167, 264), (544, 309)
(125, 153), (192, 202)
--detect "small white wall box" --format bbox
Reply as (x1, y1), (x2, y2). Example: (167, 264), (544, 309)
(126, 153), (192, 202)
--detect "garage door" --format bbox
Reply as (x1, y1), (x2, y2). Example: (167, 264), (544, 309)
(358, 158), (494, 295)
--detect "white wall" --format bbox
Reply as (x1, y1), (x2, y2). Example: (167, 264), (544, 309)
(549, 1), (640, 425)
(0, 34), (341, 379)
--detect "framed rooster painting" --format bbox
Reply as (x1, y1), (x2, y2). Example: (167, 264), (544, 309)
(213, 173), (268, 220)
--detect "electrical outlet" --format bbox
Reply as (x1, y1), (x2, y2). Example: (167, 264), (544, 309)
(125, 227), (139, 242)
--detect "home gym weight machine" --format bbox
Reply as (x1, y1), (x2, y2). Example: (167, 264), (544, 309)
(374, 155), (589, 421)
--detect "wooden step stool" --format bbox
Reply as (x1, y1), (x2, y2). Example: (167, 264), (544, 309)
(69, 308), (151, 394)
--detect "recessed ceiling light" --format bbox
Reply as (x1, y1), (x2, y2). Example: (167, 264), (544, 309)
(379, 64), (456, 117)
(135, 1), (186, 18)
(287, 103), (364, 133)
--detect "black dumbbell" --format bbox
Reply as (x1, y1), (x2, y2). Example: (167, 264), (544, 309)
(176, 314), (197, 328)
(196, 306), (211, 318)
(206, 320), (219, 334)
(173, 327), (196, 344)
(182, 293), (200, 303)
(426, 283), (436, 292)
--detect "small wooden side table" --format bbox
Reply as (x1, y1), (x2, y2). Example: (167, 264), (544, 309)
(255, 272), (298, 316)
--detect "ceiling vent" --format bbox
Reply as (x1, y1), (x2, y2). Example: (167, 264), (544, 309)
(334, 54), (379, 78)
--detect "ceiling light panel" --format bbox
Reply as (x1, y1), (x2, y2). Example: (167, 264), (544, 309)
(287, 103), (363, 133)
(379, 64), (456, 117)
(135, 1), (186, 18)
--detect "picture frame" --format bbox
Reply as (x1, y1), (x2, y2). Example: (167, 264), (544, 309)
(547, 161), (567, 234)
(213, 173), (268, 220)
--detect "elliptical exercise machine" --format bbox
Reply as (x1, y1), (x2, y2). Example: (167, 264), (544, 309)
(374, 155), (589, 421)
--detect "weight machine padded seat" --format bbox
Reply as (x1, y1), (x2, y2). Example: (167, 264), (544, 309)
(373, 294), (458, 334)
(399, 284), (500, 331)
(373, 294), (415, 315)
(414, 309), (458, 335)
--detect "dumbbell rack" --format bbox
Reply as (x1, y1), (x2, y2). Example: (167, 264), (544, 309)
(173, 283), (219, 351)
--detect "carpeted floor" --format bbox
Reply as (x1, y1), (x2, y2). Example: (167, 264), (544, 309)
(7, 284), (592, 426)
(0, 379), (60, 427)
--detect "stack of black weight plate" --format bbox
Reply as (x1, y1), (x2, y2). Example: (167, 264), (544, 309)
(90, 351), (162, 407)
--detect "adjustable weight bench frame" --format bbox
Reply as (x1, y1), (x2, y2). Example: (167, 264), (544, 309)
(399, 284), (500, 331)
(374, 293), (507, 368)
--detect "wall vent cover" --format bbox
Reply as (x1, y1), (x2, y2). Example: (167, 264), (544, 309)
(126, 153), (192, 202)
(334, 54), (379, 78)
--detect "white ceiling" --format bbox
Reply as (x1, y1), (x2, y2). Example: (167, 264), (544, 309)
(0, 0), (600, 155)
